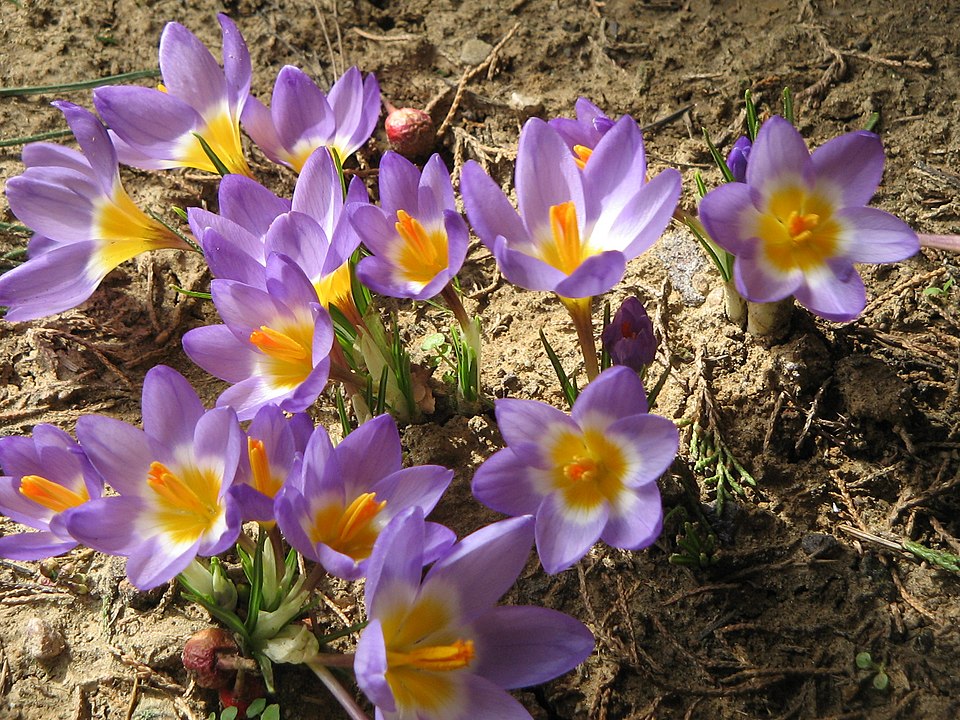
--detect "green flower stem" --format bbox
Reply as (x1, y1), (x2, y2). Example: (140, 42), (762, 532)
(0, 68), (161, 97)
(559, 295), (599, 381)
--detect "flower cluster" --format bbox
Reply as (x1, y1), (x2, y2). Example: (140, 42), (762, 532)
(0, 10), (925, 720)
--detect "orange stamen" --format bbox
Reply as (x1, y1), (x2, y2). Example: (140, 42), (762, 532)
(388, 639), (475, 672)
(19, 475), (89, 514)
(249, 326), (309, 363)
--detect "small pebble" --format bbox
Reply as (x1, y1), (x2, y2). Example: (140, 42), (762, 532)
(24, 617), (65, 660)
(460, 38), (493, 65)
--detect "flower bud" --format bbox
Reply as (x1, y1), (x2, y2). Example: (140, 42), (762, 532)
(385, 107), (435, 158)
(182, 628), (240, 689)
(726, 136), (752, 183)
(601, 297), (657, 373)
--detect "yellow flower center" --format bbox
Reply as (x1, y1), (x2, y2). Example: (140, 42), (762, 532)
(178, 109), (253, 177)
(548, 428), (628, 511)
(249, 323), (314, 389)
(394, 210), (448, 287)
(146, 461), (222, 544)
(755, 186), (840, 273)
(309, 492), (386, 561)
(314, 261), (361, 327)
(572, 144), (593, 170)
(19, 475), (89, 513)
(538, 201), (591, 276)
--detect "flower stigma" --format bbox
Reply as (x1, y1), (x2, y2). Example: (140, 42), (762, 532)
(387, 639), (475, 671)
(572, 144), (593, 169)
(394, 210), (448, 286)
(146, 461), (222, 543)
(19, 475), (89, 513)
(310, 492), (386, 560)
(756, 186), (840, 273)
(541, 201), (589, 275)
(549, 428), (628, 510)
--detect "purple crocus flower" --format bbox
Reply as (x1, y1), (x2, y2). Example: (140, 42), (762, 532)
(350, 152), (469, 300)
(0, 425), (104, 560)
(242, 65), (380, 172)
(65, 366), (244, 590)
(548, 96), (616, 168)
(230, 404), (313, 523)
(189, 149), (366, 324)
(461, 116), (680, 299)
(726, 135), (752, 183)
(94, 14), (252, 175)
(182, 253), (334, 421)
(1, 102), (189, 321)
(472, 366), (677, 574)
(354, 508), (594, 720)
(601, 297), (657, 372)
(275, 415), (454, 581)
(698, 116), (920, 322)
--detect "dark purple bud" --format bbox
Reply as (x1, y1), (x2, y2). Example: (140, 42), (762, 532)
(725, 135), (752, 183)
(602, 297), (657, 372)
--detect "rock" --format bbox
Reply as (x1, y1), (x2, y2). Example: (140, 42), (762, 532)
(460, 38), (493, 65)
(24, 617), (65, 660)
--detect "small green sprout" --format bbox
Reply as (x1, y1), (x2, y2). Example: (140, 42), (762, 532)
(669, 520), (718, 568)
(855, 651), (889, 691)
(689, 421), (756, 512)
(922, 276), (954, 299)
(208, 699), (280, 720)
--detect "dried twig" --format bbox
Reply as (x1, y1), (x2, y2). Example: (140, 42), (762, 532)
(436, 22), (521, 139)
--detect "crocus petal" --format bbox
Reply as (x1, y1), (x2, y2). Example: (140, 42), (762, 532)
(606, 414), (679, 486)
(334, 415), (402, 496)
(377, 151), (421, 219)
(21, 142), (90, 174)
(514, 119), (583, 237)
(697, 181), (759, 257)
(0, 531), (77, 561)
(66, 495), (144, 555)
(292, 148), (341, 228)
(571, 365), (648, 426)
(372, 465), (453, 518)
(190, 407), (242, 492)
(159, 21), (228, 118)
(732, 243), (804, 303)
(605, 169), (683, 259)
(53, 101), (117, 192)
(746, 116), (814, 193)
(218, 14), (251, 112)
(811, 130), (884, 208)
(491, 237), (566, 292)
(552, 250), (627, 298)
(0, 242), (100, 322)
(350, 205), (396, 258)
(424, 515), (535, 622)
(455, 673), (531, 720)
(471, 605), (594, 688)
(328, 67), (380, 155)
(196, 225), (266, 286)
(74, 415), (153, 495)
(835, 206), (920, 263)
(793, 261), (866, 323)
(494, 397), (577, 448)
(127, 533), (203, 590)
(582, 116), (647, 209)
(535, 492), (608, 574)
(218, 174), (290, 236)
(365, 508), (426, 614)
(5, 169), (98, 242)
(94, 86), (199, 157)
(471, 447), (544, 516)
(354, 618), (396, 712)
(600, 483), (662, 550)
(418, 154), (458, 222)
(241, 96), (285, 164)
(460, 161), (531, 251)
(272, 66), (335, 152)
(141, 366), (206, 451)
(182, 325), (254, 383)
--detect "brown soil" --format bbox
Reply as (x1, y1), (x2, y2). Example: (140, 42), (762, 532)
(2, 1), (960, 719)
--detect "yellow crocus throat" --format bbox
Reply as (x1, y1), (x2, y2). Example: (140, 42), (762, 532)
(308, 492), (386, 561)
(548, 427), (629, 511)
(539, 201), (591, 275)
(91, 185), (188, 275)
(313, 261), (361, 327)
(393, 210), (448, 287)
(176, 108), (252, 177)
(249, 321), (314, 389)
(146, 461), (223, 544)
(755, 185), (840, 273)
(387, 639), (475, 671)
(19, 475), (90, 513)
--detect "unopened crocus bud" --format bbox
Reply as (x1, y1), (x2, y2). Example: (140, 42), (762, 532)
(210, 557), (238, 612)
(601, 297), (657, 373)
(385, 106), (435, 158)
(182, 628), (240, 689)
(725, 135), (751, 183)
